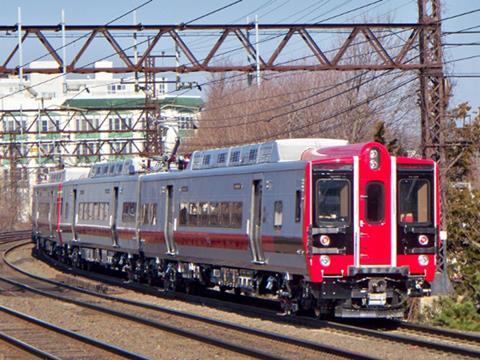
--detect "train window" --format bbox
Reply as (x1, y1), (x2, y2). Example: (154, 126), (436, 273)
(79, 203), (84, 220)
(122, 202), (137, 224)
(188, 203), (199, 226)
(295, 190), (302, 223)
(231, 202), (243, 228)
(199, 202), (209, 226)
(93, 202), (100, 220)
(65, 201), (69, 219)
(220, 202), (231, 226)
(99, 203), (104, 220)
(103, 203), (109, 221)
(209, 202), (220, 226)
(230, 151), (240, 163)
(366, 182), (384, 223)
(217, 153), (226, 164)
(399, 179), (430, 224)
(89, 203), (95, 220)
(140, 203), (157, 225)
(202, 155), (211, 166)
(273, 201), (283, 230)
(316, 179), (350, 225)
(179, 203), (188, 225)
(141, 204), (148, 225)
(248, 148), (257, 161)
(150, 203), (157, 225)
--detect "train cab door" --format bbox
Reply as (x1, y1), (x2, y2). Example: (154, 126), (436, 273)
(111, 186), (119, 247)
(355, 151), (392, 267)
(164, 185), (177, 255)
(248, 179), (265, 263)
(71, 188), (78, 241)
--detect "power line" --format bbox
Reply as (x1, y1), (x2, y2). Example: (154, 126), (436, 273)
(190, 75), (416, 146)
(14, 0), (154, 74)
(315, 0), (383, 23)
(184, 0), (243, 25)
(197, 69), (411, 130)
(441, 7), (480, 23)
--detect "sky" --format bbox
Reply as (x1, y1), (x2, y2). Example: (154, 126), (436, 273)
(0, 0), (478, 112)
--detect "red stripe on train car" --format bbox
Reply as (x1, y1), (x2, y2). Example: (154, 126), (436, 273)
(174, 231), (250, 250)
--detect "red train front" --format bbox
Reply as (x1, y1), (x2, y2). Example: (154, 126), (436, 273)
(302, 142), (437, 317)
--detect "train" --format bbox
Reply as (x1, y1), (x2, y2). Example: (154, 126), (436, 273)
(32, 138), (439, 318)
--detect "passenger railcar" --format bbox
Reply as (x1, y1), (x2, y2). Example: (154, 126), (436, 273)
(32, 139), (439, 318)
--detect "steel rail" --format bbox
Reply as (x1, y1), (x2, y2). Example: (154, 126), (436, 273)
(0, 329), (60, 360)
(305, 318), (480, 358)
(4, 241), (375, 360)
(0, 305), (146, 360)
(0, 275), (286, 360)
(396, 321), (480, 344)
(26, 242), (480, 359)
(0, 230), (31, 243)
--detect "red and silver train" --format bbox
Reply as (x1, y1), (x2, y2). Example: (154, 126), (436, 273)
(32, 139), (439, 318)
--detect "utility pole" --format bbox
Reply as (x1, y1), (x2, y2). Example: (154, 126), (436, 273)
(418, 0), (451, 294)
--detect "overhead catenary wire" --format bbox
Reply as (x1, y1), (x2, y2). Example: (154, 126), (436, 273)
(188, 74), (417, 147)
(196, 69), (407, 130)
(12, 0), (154, 75)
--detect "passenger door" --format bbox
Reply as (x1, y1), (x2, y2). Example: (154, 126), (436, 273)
(248, 179), (265, 263)
(71, 188), (78, 241)
(164, 184), (177, 255)
(111, 186), (119, 246)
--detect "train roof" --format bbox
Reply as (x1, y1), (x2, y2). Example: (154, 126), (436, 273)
(88, 158), (145, 178)
(45, 168), (90, 184)
(188, 138), (348, 171)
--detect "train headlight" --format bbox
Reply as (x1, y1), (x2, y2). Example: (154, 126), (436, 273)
(369, 148), (380, 170)
(320, 255), (331, 267)
(319, 235), (331, 246)
(418, 255), (429, 266)
(418, 235), (429, 246)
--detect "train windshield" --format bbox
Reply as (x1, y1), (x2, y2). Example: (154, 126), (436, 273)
(316, 179), (350, 226)
(398, 178), (431, 224)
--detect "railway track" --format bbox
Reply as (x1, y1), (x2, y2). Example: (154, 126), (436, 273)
(5, 234), (480, 359)
(0, 229), (31, 244)
(0, 304), (144, 360)
(1, 240), (371, 360)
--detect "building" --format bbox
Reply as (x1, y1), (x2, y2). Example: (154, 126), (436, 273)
(0, 60), (202, 183)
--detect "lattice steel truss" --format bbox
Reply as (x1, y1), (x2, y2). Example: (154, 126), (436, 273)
(0, 23), (434, 74)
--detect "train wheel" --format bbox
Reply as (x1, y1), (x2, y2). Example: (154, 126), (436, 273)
(185, 281), (197, 295)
